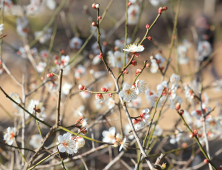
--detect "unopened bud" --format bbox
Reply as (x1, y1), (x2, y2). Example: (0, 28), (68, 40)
(179, 109), (184, 115)
(193, 129), (198, 135)
(135, 68), (142, 75)
(92, 3), (96, 9)
(189, 133), (194, 138)
(47, 73), (53, 78)
(131, 60), (137, 66)
(95, 3), (100, 8)
(98, 52), (103, 59)
(146, 24), (150, 29)
(98, 16), (102, 20)
(175, 103), (181, 111)
(123, 69), (129, 74)
(61, 50), (65, 54)
(101, 87), (108, 92)
(204, 159), (209, 164)
(54, 60), (59, 65)
(146, 36), (152, 41)
(163, 6), (168, 11)
(128, 2), (132, 6)
(146, 63), (150, 68)
(158, 7), (163, 14)
(108, 93), (112, 97)
(92, 22), (97, 27)
(96, 93), (103, 99)
(78, 85), (86, 91)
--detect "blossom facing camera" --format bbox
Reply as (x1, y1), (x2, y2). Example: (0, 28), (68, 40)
(58, 133), (77, 154)
(119, 83), (138, 102)
(4, 127), (16, 145)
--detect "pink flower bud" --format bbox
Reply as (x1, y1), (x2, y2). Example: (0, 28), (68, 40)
(146, 63), (150, 68)
(131, 60), (137, 66)
(98, 52), (103, 59)
(146, 36), (152, 41)
(175, 103), (181, 111)
(54, 60), (59, 65)
(146, 24), (150, 29)
(128, 2), (132, 6)
(47, 73), (53, 78)
(101, 87), (108, 92)
(123, 69), (129, 74)
(135, 68), (142, 75)
(179, 109), (184, 115)
(92, 22), (97, 27)
(98, 16), (102, 20)
(108, 93), (112, 97)
(193, 129), (198, 135)
(158, 7), (163, 14)
(79, 85), (85, 90)
(92, 3), (96, 9)
(204, 159), (209, 164)
(96, 93), (103, 99)
(189, 133), (194, 138)
(163, 6), (168, 11)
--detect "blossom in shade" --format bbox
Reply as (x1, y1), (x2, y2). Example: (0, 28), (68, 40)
(58, 133), (77, 154)
(34, 28), (52, 44)
(10, 93), (21, 108)
(135, 79), (147, 94)
(70, 37), (83, 50)
(36, 62), (47, 73)
(119, 138), (130, 151)
(123, 44), (144, 53)
(197, 41), (212, 61)
(128, 4), (140, 25)
(114, 38), (131, 48)
(62, 83), (72, 95)
(102, 127), (116, 143)
(29, 134), (42, 149)
(4, 127), (16, 145)
(107, 51), (126, 68)
(177, 45), (189, 64)
(119, 83), (138, 102)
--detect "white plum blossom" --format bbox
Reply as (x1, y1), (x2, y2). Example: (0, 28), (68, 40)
(135, 79), (147, 95)
(106, 98), (115, 109)
(123, 44), (144, 53)
(119, 83), (138, 102)
(197, 41), (212, 61)
(150, 59), (159, 73)
(140, 109), (150, 124)
(27, 100), (47, 121)
(29, 134), (42, 149)
(46, 0), (56, 10)
(128, 97), (141, 108)
(170, 129), (182, 144)
(177, 45), (189, 64)
(80, 91), (91, 99)
(102, 127), (116, 143)
(36, 62), (47, 73)
(119, 138), (129, 151)
(154, 54), (165, 66)
(133, 118), (145, 131)
(62, 83), (72, 95)
(4, 127), (16, 145)
(94, 98), (103, 110)
(107, 51), (126, 68)
(58, 133), (77, 154)
(149, 0), (169, 6)
(10, 93), (21, 108)
(92, 42), (105, 55)
(183, 110), (193, 125)
(40, 50), (49, 58)
(128, 5), (140, 25)
(169, 96), (183, 109)
(191, 104), (211, 119)
(18, 47), (38, 58)
(170, 73), (180, 90)
(92, 55), (102, 65)
(70, 37), (83, 50)
(27, 3), (39, 15)
(61, 55), (70, 66)
(74, 65), (86, 79)
(153, 125), (163, 136)
(35, 28), (52, 44)
(75, 136), (85, 149)
(124, 124), (134, 140)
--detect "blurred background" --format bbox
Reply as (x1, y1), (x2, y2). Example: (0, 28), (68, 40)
(0, 0), (222, 169)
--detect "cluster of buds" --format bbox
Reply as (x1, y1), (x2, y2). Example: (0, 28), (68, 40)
(47, 73), (54, 78)
(131, 60), (137, 66)
(101, 87), (108, 92)
(92, 3), (100, 9)
(78, 84), (87, 91)
(158, 6), (167, 14)
(135, 68), (142, 75)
